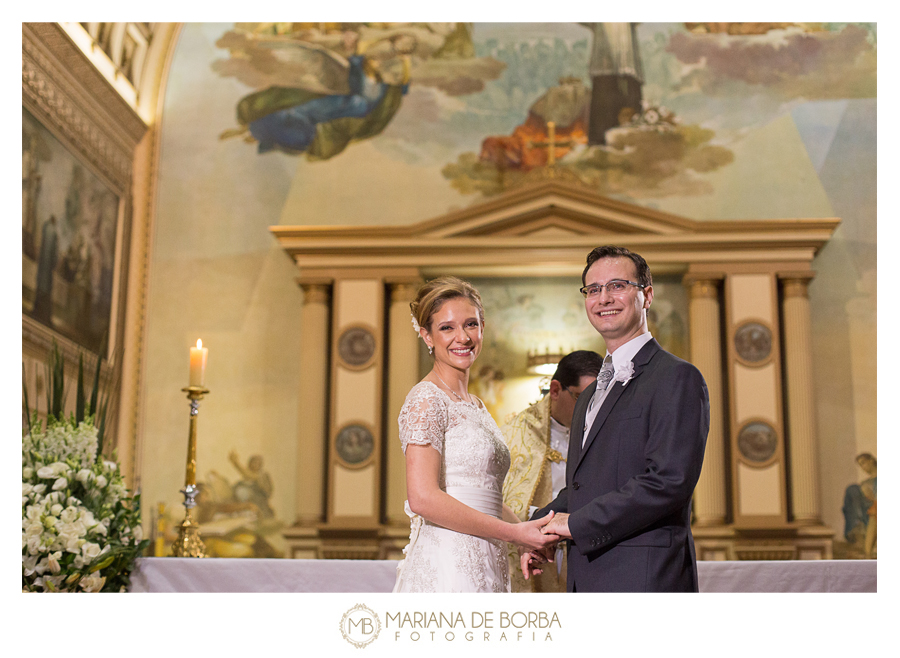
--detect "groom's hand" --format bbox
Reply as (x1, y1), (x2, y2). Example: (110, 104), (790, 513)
(541, 512), (571, 539)
(520, 546), (554, 580)
(517, 511), (559, 551)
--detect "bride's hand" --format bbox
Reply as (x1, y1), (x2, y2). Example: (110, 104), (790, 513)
(513, 511), (559, 551)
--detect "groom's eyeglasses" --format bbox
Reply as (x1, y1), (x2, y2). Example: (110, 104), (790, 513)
(580, 280), (646, 298)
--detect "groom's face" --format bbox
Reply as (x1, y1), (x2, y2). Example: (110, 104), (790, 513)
(583, 257), (653, 351)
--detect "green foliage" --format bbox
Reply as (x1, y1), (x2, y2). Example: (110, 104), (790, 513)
(76, 353), (85, 425)
(24, 341), (112, 454)
(45, 343), (66, 421)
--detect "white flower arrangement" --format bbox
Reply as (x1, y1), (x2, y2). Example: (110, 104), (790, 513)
(411, 313), (421, 333)
(22, 344), (147, 592)
(614, 362), (636, 387)
(22, 417), (146, 592)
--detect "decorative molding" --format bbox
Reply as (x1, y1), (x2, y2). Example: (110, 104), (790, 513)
(116, 24), (181, 488)
(733, 320), (774, 366)
(333, 422), (377, 469)
(271, 181), (840, 277)
(736, 419), (780, 466)
(23, 23), (147, 191)
(336, 324), (378, 371)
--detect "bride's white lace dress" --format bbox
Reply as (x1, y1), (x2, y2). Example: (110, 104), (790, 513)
(393, 381), (511, 593)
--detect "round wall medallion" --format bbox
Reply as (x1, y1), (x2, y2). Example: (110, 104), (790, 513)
(338, 326), (376, 369)
(737, 421), (778, 463)
(734, 321), (772, 364)
(335, 424), (375, 466)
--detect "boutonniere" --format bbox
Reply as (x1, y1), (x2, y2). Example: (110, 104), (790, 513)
(614, 362), (635, 386)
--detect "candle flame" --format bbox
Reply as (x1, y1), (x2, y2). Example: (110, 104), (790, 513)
(196, 339), (202, 349)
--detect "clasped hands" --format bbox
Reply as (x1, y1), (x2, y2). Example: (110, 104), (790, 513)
(519, 512), (571, 580)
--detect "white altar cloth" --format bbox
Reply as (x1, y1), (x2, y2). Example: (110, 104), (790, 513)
(129, 558), (875, 593)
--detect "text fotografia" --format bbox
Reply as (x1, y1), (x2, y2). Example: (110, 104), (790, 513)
(387, 611), (561, 642)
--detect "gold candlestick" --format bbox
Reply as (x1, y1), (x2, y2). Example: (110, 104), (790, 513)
(172, 385), (209, 558)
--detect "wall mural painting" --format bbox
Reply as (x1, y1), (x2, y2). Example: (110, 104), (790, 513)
(212, 22), (875, 204)
(467, 277), (688, 424)
(446, 23), (736, 198)
(152, 450), (285, 558)
(22, 108), (120, 356)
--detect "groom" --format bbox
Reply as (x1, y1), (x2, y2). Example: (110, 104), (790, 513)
(527, 245), (709, 592)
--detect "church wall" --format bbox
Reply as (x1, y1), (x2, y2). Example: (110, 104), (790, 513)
(142, 22), (876, 555)
(139, 24), (304, 556)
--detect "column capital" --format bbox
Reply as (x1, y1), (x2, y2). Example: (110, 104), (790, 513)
(389, 282), (420, 304)
(684, 276), (721, 300)
(299, 282), (331, 305)
(781, 277), (812, 299)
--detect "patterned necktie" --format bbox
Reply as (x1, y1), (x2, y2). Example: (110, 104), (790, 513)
(596, 355), (614, 391)
(583, 354), (615, 443)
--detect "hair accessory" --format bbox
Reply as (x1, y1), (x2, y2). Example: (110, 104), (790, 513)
(411, 314), (421, 333)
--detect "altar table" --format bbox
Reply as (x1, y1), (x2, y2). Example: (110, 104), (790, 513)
(129, 558), (875, 593)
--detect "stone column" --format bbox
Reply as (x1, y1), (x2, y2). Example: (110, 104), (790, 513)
(294, 283), (331, 525)
(686, 277), (727, 526)
(385, 282), (421, 526)
(781, 276), (821, 524)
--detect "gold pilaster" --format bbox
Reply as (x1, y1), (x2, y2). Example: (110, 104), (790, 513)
(294, 282), (331, 525)
(781, 276), (821, 523)
(385, 282), (421, 527)
(685, 275), (727, 526)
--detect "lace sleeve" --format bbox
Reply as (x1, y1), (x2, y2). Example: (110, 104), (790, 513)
(398, 383), (448, 455)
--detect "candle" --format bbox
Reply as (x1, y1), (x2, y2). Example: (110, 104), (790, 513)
(189, 339), (208, 387)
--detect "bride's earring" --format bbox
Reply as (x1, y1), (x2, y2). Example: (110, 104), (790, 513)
(428, 345), (433, 355)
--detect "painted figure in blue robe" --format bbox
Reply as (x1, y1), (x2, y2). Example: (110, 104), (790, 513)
(842, 452), (877, 557)
(222, 33), (414, 160)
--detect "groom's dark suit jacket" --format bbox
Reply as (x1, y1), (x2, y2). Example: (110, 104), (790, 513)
(535, 339), (709, 592)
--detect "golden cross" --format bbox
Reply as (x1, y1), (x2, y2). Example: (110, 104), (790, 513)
(528, 121), (575, 167)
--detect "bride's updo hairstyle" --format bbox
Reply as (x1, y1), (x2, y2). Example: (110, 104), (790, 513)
(411, 276), (485, 333)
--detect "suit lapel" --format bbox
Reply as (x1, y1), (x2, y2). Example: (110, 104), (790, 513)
(574, 339), (660, 473)
(575, 381), (630, 472)
(566, 380), (594, 470)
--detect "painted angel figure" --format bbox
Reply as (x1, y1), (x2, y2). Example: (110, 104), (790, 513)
(219, 30), (415, 158)
(215, 23), (504, 160)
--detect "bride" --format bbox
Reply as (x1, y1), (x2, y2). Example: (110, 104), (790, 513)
(393, 276), (558, 593)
